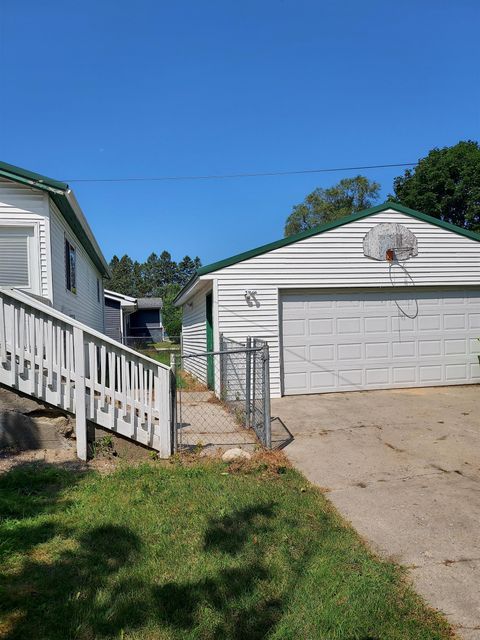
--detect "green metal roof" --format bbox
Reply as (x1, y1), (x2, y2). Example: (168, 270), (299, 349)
(175, 201), (480, 303)
(0, 160), (109, 277)
(0, 160), (68, 192)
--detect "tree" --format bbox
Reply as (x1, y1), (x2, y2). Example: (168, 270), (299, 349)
(178, 255), (201, 286)
(108, 254), (135, 295)
(391, 140), (480, 232)
(162, 284), (182, 342)
(157, 251), (179, 290)
(142, 252), (163, 297)
(284, 175), (381, 236)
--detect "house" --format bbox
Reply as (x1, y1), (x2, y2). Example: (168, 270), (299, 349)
(0, 160), (109, 332)
(104, 291), (164, 344)
(175, 202), (480, 398)
(0, 161), (173, 461)
(104, 290), (137, 342)
(129, 297), (164, 342)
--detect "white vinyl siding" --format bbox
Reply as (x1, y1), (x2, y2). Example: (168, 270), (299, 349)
(210, 209), (480, 397)
(0, 180), (50, 298)
(282, 289), (480, 395)
(49, 200), (105, 332)
(182, 285), (210, 384)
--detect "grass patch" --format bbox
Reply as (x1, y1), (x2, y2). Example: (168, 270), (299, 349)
(0, 457), (452, 640)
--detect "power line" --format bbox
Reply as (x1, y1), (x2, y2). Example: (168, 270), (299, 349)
(63, 161), (417, 184)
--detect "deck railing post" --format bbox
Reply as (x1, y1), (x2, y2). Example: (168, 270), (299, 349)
(158, 365), (172, 458)
(73, 326), (88, 461)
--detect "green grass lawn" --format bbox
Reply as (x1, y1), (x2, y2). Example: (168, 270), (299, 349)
(0, 456), (452, 640)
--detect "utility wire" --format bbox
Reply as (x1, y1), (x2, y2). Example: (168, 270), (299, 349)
(64, 161), (417, 184)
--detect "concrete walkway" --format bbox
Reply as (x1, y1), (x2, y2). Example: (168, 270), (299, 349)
(177, 390), (257, 451)
(272, 386), (480, 639)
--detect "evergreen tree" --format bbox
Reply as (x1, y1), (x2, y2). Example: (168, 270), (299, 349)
(108, 254), (135, 295)
(178, 255), (202, 286)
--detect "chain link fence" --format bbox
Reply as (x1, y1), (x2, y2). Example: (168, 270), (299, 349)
(172, 335), (271, 452)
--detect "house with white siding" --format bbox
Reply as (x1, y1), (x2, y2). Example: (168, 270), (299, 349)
(0, 160), (109, 332)
(175, 202), (480, 398)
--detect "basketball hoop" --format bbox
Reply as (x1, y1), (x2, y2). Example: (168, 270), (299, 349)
(386, 246), (415, 262)
(363, 223), (418, 262)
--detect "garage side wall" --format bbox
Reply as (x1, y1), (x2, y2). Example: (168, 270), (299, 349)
(213, 209), (480, 397)
(182, 286), (209, 384)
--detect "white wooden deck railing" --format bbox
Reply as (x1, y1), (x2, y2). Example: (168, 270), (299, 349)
(0, 288), (173, 460)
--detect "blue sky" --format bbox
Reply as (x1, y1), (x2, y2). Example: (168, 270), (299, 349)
(1, 1), (479, 266)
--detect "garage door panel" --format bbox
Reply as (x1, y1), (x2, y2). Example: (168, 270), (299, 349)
(419, 365), (443, 382)
(469, 363), (480, 378)
(445, 339), (466, 355)
(469, 314), (480, 329)
(337, 317), (361, 334)
(283, 318), (306, 337)
(445, 364), (468, 381)
(418, 340), (442, 356)
(309, 318), (333, 335)
(311, 344), (335, 361)
(366, 368), (390, 385)
(281, 289), (480, 395)
(338, 343), (362, 360)
(311, 370), (336, 389)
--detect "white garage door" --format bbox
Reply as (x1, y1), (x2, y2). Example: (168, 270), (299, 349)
(281, 289), (480, 395)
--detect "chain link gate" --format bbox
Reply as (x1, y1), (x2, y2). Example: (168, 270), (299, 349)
(172, 335), (271, 452)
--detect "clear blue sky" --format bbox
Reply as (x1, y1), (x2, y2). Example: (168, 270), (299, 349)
(1, 1), (479, 266)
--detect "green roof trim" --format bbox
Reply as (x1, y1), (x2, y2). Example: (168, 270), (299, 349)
(175, 201), (480, 303)
(0, 160), (109, 277)
(0, 160), (68, 192)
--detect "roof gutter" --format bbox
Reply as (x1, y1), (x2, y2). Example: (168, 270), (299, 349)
(174, 273), (201, 306)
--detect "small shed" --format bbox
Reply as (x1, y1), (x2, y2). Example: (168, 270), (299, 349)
(175, 202), (480, 398)
(129, 298), (164, 342)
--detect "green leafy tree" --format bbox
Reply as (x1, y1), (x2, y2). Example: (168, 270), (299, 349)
(391, 140), (480, 232)
(284, 176), (381, 236)
(162, 284), (182, 342)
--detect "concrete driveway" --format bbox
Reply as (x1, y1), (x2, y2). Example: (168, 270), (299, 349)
(272, 386), (480, 639)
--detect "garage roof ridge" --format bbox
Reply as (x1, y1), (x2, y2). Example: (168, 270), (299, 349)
(174, 201), (480, 304)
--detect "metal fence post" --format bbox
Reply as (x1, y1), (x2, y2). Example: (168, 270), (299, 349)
(245, 337), (252, 428)
(219, 333), (225, 400)
(262, 342), (271, 448)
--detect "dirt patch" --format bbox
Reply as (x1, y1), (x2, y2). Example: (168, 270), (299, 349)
(226, 449), (291, 477)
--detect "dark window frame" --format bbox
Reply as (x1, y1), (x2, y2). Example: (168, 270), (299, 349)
(65, 237), (77, 295)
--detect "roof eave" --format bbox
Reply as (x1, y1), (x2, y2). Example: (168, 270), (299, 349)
(0, 164), (111, 278)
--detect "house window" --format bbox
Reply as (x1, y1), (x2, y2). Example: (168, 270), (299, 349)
(0, 228), (31, 287)
(65, 239), (77, 294)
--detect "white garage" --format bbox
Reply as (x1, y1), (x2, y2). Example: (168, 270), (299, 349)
(177, 202), (480, 398)
(281, 289), (480, 395)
